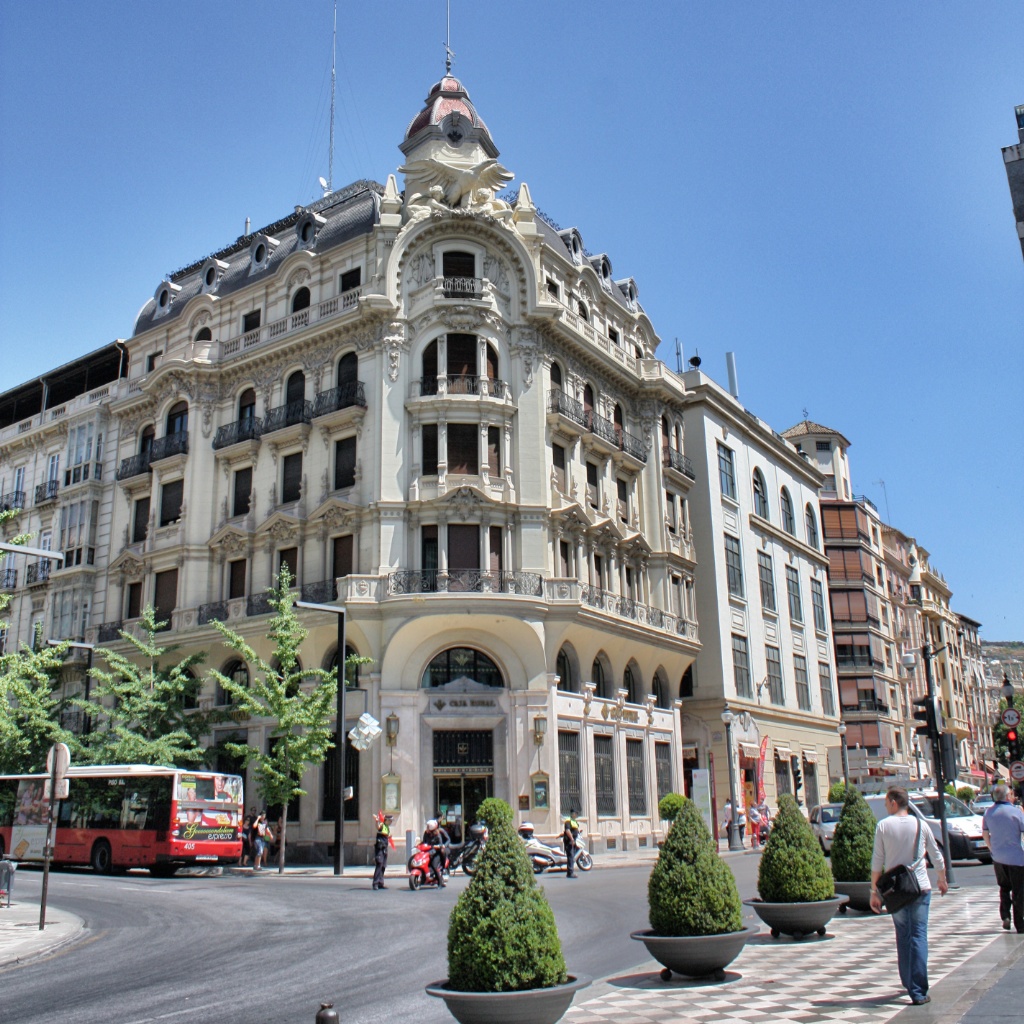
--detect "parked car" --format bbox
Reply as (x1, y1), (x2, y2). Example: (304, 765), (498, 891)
(864, 791), (990, 864)
(970, 793), (995, 815)
(809, 803), (844, 854)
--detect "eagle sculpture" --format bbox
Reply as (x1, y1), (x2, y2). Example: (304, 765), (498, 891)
(399, 158), (514, 209)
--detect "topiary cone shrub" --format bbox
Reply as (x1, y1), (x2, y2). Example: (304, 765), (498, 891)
(758, 794), (835, 902)
(447, 797), (567, 992)
(828, 781), (847, 803)
(658, 792), (686, 825)
(648, 795), (743, 935)
(830, 786), (876, 883)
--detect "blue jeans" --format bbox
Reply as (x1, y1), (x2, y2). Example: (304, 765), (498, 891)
(891, 890), (931, 1002)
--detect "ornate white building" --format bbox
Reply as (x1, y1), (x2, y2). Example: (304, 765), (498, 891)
(3, 74), (709, 862)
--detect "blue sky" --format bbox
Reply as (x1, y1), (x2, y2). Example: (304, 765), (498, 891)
(1, 3), (1021, 637)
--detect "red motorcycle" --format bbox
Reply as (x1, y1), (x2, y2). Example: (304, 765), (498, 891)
(408, 842), (449, 890)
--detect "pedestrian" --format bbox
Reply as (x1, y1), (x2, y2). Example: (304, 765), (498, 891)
(240, 811), (253, 867)
(747, 802), (762, 849)
(982, 783), (1024, 932)
(869, 787), (948, 1006)
(372, 811), (395, 889)
(252, 811), (274, 872)
(562, 813), (580, 878)
(723, 799), (745, 846)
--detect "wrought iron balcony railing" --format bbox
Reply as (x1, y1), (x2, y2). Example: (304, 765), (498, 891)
(662, 445), (696, 479)
(312, 381), (367, 418)
(446, 374), (480, 395)
(97, 621), (124, 642)
(213, 417), (261, 450)
(261, 399), (313, 435)
(246, 592), (275, 617)
(301, 578), (338, 604)
(441, 276), (482, 299)
(117, 451), (151, 480)
(35, 480), (60, 504)
(386, 569), (542, 596)
(25, 560), (52, 585)
(149, 431), (189, 461)
(0, 490), (26, 511)
(0, 568), (17, 589)
(547, 389), (588, 428)
(198, 601), (229, 626)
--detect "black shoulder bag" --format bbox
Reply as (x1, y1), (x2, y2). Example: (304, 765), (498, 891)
(877, 817), (923, 913)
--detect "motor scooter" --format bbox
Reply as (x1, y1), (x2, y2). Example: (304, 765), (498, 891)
(408, 842), (450, 890)
(448, 822), (488, 876)
(518, 826), (593, 873)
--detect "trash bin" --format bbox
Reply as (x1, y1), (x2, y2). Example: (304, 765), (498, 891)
(0, 858), (16, 907)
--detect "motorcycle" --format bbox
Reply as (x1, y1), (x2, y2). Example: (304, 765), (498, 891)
(519, 829), (593, 874)
(448, 822), (488, 876)
(408, 842), (450, 890)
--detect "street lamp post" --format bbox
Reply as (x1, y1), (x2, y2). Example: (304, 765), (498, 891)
(721, 705), (743, 851)
(295, 600), (346, 876)
(921, 642), (956, 885)
(837, 721), (850, 788)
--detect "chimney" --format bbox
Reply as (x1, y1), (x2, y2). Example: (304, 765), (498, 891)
(245, 217), (251, 235)
(726, 352), (740, 400)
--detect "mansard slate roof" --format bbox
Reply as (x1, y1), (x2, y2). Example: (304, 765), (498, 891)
(132, 180), (383, 337)
(404, 75), (492, 142)
(781, 419), (852, 449)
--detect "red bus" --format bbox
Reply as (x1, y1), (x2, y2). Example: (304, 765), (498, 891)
(0, 764), (243, 876)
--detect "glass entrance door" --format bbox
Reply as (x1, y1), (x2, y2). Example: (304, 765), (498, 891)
(434, 775), (492, 844)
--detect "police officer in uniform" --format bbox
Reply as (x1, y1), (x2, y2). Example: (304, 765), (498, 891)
(372, 812), (394, 889)
(563, 813), (580, 878)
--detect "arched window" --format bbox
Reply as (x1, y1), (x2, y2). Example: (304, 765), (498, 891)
(780, 487), (796, 535)
(674, 424), (683, 451)
(291, 287), (311, 313)
(550, 362), (563, 392)
(166, 401), (188, 436)
(218, 660), (249, 706)
(752, 468), (769, 519)
(680, 664), (694, 699)
(592, 656), (609, 699)
(285, 371), (305, 405)
(422, 339), (439, 395)
(653, 672), (669, 709)
(194, 327), (212, 342)
(661, 416), (670, 448)
(613, 404), (624, 442)
(556, 646), (578, 694)
(140, 424), (155, 455)
(623, 665), (638, 703)
(805, 504), (820, 549)
(583, 384), (595, 420)
(486, 342), (499, 382)
(337, 352), (358, 387)
(578, 300), (589, 322)
(238, 388), (256, 424)
(422, 647), (503, 688)
(327, 644), (361, 688)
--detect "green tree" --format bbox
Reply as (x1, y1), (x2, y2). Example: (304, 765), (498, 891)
(758, 794), (835, 902)
(0, 635), (75, 774)
(447, 796), (566, 991)
(77, 607), (212, 767)
(830, 786), (876, 883)
(648, 795), (743, 936)
(207, 568), (342, 874)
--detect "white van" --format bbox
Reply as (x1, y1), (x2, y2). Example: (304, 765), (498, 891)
(864, 791), (990, 864)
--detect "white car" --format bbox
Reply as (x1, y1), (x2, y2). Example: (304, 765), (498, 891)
(864, 791), (990, 864)
(809, 803), (843, 854)
(970, 793), (995, 815)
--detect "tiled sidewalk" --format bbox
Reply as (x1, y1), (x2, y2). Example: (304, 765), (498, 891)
(567, 889), (1011, 1024)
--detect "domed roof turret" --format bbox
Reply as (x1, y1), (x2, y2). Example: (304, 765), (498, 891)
(401, 74), (497, 157)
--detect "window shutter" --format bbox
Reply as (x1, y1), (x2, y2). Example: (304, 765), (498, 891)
(448, 525), (480, 571)
(552, 443), (566, 491)
(282, 453), (302, 503)
(278, 547), (298, 580)
(334, 437), (357, 490)
(447, 424), (479, 474)
(487, 426), (500, 476)
(133, 497), (150, 543)
(229, 559), (247, 599)
(233, 467), (252, 517)
(422, 425), (438, 475)
(160, 480), (183, 526)
(153, 569), (178, 624)
(489, 526), (503, 574)
(332, 535), (354, 579)
(127, 581), (143, 619)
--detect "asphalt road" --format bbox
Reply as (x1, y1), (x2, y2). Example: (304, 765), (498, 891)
(2, 854), (996, 1024)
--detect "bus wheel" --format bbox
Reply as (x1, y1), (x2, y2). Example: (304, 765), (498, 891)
(91, 840), (113, 875)
(149, 864), (178, 878)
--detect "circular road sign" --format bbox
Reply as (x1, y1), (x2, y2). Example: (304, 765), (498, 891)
(1010, 761), (1024, 782)
(1002, 708), (1021, 728)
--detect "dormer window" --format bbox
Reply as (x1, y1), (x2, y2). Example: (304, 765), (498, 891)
(200, 259), (229, 294)
(153, 280), (181, 318)
(296, 212), (325, 250)
(249, 235), (279, 274)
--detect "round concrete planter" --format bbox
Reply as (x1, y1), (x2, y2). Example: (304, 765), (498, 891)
(425, 975), (591, 1024)
(743, 896), (849, 940)
(833, 880), (873, 913)
(630, 926), (759, 980)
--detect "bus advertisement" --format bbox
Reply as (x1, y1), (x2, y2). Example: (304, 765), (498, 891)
(0, 764), (243, 875)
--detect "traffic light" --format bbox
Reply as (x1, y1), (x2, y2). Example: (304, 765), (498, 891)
(791, 755), (803, 793)
(1007, 727), (1020, 764)
(912, 695), (941, 741)
(939, 732), (958, 785)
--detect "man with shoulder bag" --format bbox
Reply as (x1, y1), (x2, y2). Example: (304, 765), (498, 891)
(870, 787), (949, 1006)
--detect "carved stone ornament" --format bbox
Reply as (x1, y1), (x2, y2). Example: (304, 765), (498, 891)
(118, 555), (147, 584)
(189, 310), (212, 331)
(288, 268), (312, 289)
(407, 252), (435, 288)
(381, 322), (407, 384)
(266, 519), (297, 546)
(483, 253), (510, 296)
(320, 505), (349, 533)
(446, 486), (483, 519)
(218, 532), (250, 557)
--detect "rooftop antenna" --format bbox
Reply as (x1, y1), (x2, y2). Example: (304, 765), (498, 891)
(326, 0), (337, 195)
(873, 479), (891, 523)
(675, 338), (682, 374)
(444, 0), (455, 74)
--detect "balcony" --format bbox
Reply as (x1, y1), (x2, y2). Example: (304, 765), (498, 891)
(246, 592), (275, 617)
(386, 569), (543, 596)
(117, 451), (152, 481)
(261, 400), (313, 435)
(662, 445), (696, 480)
(546, 389), (589, 431)
(150, 431), (189, 462)
(440, 276), (482, 299)
(35, 480), (60, 504)
(312, 381), (367, 419)
(842, 699), (891, 715)
(0, 490), (26, 512)
(300, 578), (338, 604)
(583, 410), (648, 465)
(25, 560), (52, 586)
(213, 417), (261, 451)
(0, 568), (17, 590)
(198, 601), (228, 626)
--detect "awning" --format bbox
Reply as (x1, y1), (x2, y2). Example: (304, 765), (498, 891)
(739, 743), (761, 759)
(802, 750), (818, 764)
(773, 746), (793, 759)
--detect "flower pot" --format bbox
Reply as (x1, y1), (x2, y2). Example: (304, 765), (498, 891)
(425, 975), (591, 1024)
(742, 896), (849, 940)
(833, 880), (873, 913)
(630, 926), (759, 979)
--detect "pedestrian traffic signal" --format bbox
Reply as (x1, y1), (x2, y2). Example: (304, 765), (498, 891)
(791, 755), (803, 792)
(912, 695), (941, 740)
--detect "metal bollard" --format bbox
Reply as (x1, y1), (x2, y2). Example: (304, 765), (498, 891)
(315, 1003), (339, 1023)
(406, 828), (415, 864)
